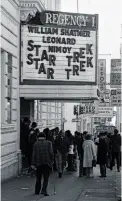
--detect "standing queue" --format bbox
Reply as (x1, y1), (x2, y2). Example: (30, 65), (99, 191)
(20, 117), (121, 196)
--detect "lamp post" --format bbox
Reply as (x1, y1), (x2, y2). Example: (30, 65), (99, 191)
(77, 0), (79, 13)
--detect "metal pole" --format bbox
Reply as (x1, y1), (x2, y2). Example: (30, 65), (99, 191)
(77, 0), (79, 13)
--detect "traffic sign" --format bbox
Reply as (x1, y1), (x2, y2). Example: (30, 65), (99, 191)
(94, 107), (113, 117)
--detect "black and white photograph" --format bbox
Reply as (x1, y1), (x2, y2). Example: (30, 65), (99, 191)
(0, 0), (122, 201)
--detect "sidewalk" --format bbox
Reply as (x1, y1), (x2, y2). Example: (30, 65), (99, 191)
(1, 166), (121, 201)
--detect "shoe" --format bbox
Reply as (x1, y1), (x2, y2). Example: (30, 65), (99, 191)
(117, 169), (120, 172)
(99, 175), (104, 178)
(59, 173), (62, 178)
(41, 191), (49, 196)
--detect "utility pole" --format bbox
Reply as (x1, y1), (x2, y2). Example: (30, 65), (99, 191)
(77, 0), (79, 13)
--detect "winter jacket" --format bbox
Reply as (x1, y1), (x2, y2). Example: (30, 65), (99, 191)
(83, 140), (96, 168)
(55, 136), (70, 155)
(111, 134), (121, 153)
(32, 139), (54, 168)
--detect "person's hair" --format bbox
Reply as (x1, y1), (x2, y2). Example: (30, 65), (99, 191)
(37, 132), (45, 138)
(99, 132), (105, 137)
(85, 134), (92, 140)
(23, 117), (29, 123)
(55, 127), (59, 131)
(31, 122), (37, 128)
(65, 130), (71, 137)
(114, 129), (118, 134)
(83, 131), (88, 135)
(77, 132), (81, 137)
(43, 128), (49, 134)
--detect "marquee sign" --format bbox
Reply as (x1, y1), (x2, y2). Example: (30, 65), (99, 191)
(21, 11), (98, 85)
(95, 125), (115, 133)
(98, 59), (106, 106)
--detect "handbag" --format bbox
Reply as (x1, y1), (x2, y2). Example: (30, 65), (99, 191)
(92, 159), (96, 167)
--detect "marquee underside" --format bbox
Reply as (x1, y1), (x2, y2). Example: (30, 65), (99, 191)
(19, 85), (99, 101)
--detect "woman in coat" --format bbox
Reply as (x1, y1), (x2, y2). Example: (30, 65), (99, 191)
(83, 134), (96, 178)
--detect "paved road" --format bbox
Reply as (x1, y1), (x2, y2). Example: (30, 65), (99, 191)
(1, 166), (121, 201)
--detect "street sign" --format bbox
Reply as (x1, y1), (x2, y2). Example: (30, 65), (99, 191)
(94, 107), (113, 117)
(95, 125), (115, 133)
(79, 100), (99, 114)
(72, 118), (81, 122)
(104, 89), (110, 103)
(98, 59), (106, 106)
(110, 59), (121, 88)
(94, 117), (106, 124)
(110, 89), (121, 106)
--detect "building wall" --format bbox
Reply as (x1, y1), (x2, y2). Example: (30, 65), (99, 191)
(41, 0), (61, 11)
(1, 0), (20, 181)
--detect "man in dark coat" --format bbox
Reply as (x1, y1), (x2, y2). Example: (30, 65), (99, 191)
(110, 129), (121, 172)
(32, 132), (53, 196)
(97, 132), (109, 177)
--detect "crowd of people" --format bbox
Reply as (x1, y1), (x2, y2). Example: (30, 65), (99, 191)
(20, 117), (121, 196)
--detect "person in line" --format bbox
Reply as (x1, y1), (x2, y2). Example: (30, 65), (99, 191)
(32, 132), (53, 196)
(66, 130), (75, 171)
(96, 132), (108, 178)
(83, 134), (96, 178)
(28, 122), (39, 174)
(76, 132), (84, 177)
(48, 129), (57, 172)
(20, 117), (30, 157)
(43, 128), (50, 140)
(55, 127), (60, 137)
(110, 129), (121, 172)
(73, 132), (78, 171)
(55, 130), (70, 178)
(82, 131), (88, 176)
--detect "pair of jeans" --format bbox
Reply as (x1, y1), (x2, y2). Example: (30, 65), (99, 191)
(35, 164), (51, 194)
(55, 152), (65, 174)
(100, 164), (106, 177)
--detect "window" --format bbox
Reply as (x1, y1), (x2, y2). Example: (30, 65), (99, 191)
(6, 53), (12, 123)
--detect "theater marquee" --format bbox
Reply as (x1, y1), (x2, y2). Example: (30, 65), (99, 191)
(21, 11), (98, 85)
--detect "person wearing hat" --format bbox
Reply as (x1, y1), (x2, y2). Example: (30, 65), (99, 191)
(31, 132), (53, 196)
(96, 132), (109, 177)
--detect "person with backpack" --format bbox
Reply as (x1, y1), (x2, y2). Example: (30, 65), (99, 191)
(28, 122), (40, 172)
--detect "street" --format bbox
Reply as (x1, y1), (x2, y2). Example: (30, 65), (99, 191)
(1, 166), (121, 201)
